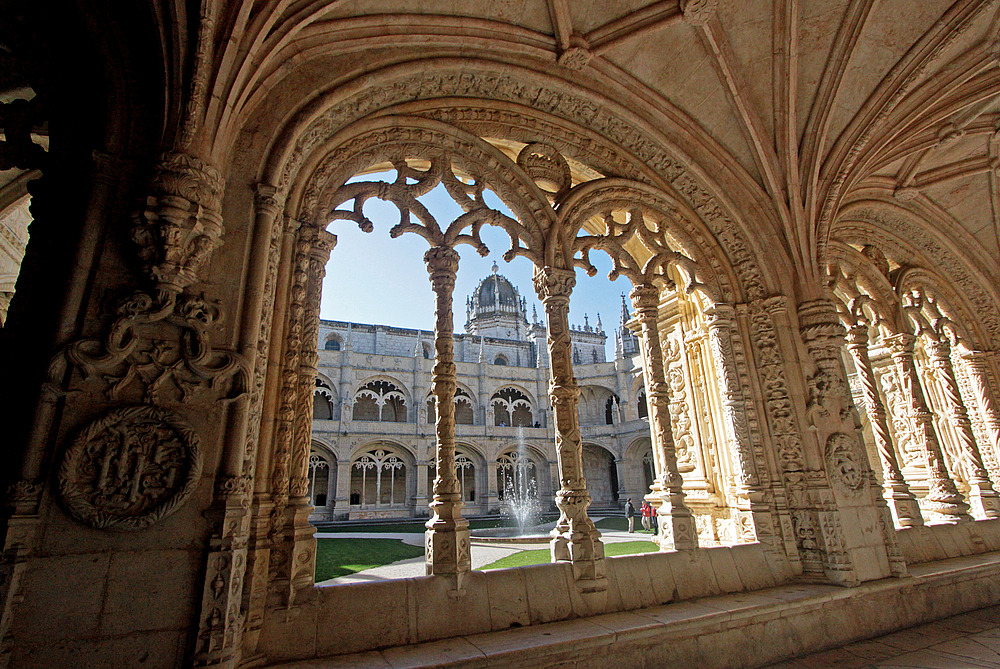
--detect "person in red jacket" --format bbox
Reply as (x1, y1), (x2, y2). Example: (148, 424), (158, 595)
(640, 500), (652, 532)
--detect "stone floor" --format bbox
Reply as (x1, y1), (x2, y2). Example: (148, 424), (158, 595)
(765, 605), (1000, 668)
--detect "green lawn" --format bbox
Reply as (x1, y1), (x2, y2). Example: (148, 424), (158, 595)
(317, 516), (558, 534)
(314, 537), (424, 581)
(478, 540), (659, 570)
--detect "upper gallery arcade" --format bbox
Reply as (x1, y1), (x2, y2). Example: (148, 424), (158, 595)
(2, 1), (1000, 667)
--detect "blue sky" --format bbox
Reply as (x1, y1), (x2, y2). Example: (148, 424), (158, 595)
(319, 177), (633, 354)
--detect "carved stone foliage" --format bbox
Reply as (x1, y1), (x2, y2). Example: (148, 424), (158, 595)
(132, 152), (226, 294)
(665, 337), (696, 473)
(283, 67), (769, 301)
(57, 405), (202, 530)
(50, 291), (249, 406)
(825, 432), (868, 495)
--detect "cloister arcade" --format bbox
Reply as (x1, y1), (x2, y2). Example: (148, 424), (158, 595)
(7, 4), (1000, 667)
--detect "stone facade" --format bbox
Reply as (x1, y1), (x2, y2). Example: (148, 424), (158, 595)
(4, 2), (1000, 667)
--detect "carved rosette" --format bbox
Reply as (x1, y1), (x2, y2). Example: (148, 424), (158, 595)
(132, 151), (226, 293)
(680, 0), (717, 25)
(57, 406), (202, 530)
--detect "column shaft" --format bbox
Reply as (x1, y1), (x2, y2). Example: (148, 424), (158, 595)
(533, 266), (606, 592)
(845, 326), (922, 527)
(885, 334), (970, 522)
(630, 284), (697, 550)
(926, 337), (1000, 519)
(423, 247), (471, 590)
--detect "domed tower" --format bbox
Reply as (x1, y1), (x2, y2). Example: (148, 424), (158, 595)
(465, 262), (529, 341)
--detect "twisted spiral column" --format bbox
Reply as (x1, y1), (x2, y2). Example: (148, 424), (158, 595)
(845, 326), (923, 527)
(534, 266), (606, 592)
(960, 351), (1000, 482)
(884, 334), (970, 522)
(925, 337), (1000, 519)
(630, 284), (697, 550)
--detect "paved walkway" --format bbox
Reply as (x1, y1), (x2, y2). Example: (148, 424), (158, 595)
(765, 604), (1000, 668)
(315, 520), (657, 586)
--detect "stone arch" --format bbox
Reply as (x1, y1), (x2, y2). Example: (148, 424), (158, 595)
(313, 375), (337, 420)
(578, 384), (619, 427)
(323, 334), (342, 351)
(352, 376), (410, 423)
(348, 440), (415, 511)
(581, 442), (619, 507)
(491, 385), (534, 427)
(426, 384), (475, 426)
(308, 442), (337, 511)
(258, 60), (784, 305)
(834, 198), (1000, 349)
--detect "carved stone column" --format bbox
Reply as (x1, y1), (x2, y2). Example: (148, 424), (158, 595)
(961, 350), (1000, 481)
(884, 333), (970, 522)
(282, 228), (336, 602)
(925, 337), (1000, 519)
(798, 299), (905, 579)
(630, 284), (697, 550)
(423, 247), (471, 592)
(845, 325), (923, 527)
(533, 266), (606, 592)
(703, 304), (789, 559)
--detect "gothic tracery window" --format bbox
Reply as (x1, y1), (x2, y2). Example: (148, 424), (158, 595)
(308, 452), (331, 507)
(350, 446), (408, 507)
(426, 388), (475, 425)
(314, 379), (334, 419)
(353, 379), (407, 422)
(491, 387), (532, 427)
(496, 450), (537, 502)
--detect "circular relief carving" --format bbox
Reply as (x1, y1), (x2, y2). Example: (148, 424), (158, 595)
(825, 432), (867, 494)
(58, 405), (202, 531)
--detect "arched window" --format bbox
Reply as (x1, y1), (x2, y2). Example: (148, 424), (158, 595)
(324, 336), (341, 351)
(492, 387), (532, 426)
(605, 394), (620, 425)
(350, 446), (408, 507)
(496, 450), (538, 502)
(309, 453), (331, 507)
(493, 354), (508, 366)
(427, 448), (477, 502)
(422, 344), (431, 359)
(637, 390), (648, 419)
(642, 449), (655, 492)
(426, 388), (475, 425)
(353, 379), (407, 422)
(314, 379), (334, 419)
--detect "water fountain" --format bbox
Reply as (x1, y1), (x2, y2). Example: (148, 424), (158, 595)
(471, 428), (554, 543)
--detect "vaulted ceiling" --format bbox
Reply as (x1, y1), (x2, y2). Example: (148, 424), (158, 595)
(8, 0), (1000, 307)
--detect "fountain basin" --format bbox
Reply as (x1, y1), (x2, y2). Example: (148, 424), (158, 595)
(469, 521), (556, 543)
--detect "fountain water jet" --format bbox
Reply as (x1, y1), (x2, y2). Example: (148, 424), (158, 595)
(471, 428), (553, 542)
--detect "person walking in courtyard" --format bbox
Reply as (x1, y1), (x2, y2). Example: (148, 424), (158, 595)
(640, 500), (652, 531)
(625, 497), (635, 532)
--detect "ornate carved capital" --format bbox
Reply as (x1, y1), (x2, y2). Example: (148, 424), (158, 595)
(629, 284), (660, 313)
(884, 333), (916, 358)
(253, 183), (285, 218)
(533, 266), (575, 303)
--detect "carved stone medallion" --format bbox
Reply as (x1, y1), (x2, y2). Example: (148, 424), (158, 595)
(58, 405), (202, 530)
(825, 432), (867, 495)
